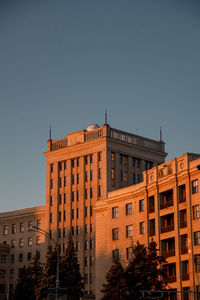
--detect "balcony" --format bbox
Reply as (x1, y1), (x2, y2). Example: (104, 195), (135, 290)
(180, 221), (187, 229)
(149, 229), (155, 236)
(160, 200), (173, 210)
(149, 206), (155, 213)
(181, 247), (188, 254)
(162, 249), (175, 258)
(182, 273), (189, 281)
(161, 224), (174, 233)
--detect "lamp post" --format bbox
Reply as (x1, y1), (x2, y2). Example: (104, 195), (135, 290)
(28, 225), (60, 300)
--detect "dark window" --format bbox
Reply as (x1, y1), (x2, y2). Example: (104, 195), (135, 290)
(126, 203), (132, 215)
(139, 199), (144, 212)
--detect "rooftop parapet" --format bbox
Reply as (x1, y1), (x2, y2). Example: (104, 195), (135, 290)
(47, 124), (165, 153)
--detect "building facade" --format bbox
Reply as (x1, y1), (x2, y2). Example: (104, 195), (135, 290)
(95, 153), (200, 300)
(0, 123), (167, 299)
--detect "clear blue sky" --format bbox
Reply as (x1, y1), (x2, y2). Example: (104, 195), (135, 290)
(0, 0), (200, 212)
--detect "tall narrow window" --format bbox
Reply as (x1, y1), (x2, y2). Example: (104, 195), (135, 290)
(192, 180), (198, 194)
(139, 199), (144, 212)
(99, 168), (102, 179)
(112, 228), (119, 240)
(98, 152), (102, 161)
(99, 186), (102, 197)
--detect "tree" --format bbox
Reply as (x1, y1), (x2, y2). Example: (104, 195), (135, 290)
(35, 246), (58, 300)
(125, 241), (168, 299)
(60, 233), (84, 300)
(101, 256), (127, 300)
(13, 266), (35, 300)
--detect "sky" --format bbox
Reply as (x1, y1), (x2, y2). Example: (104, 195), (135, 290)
(0, 0), (200, 212)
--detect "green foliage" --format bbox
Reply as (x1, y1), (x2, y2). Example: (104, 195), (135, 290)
(13, 265), (35, 300)
(101, 256), (127, 300)
(60, 233), (84, 300)
(35, 247), (57, 300)
(102, 241), (168, 300)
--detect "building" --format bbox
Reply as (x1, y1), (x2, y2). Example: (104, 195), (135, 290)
(0, 122), (167, 299)
(0, 206), (46, 299)
(95, 153), (200, 300)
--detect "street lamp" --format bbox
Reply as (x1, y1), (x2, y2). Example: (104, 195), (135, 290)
(28, 225), (60, 300)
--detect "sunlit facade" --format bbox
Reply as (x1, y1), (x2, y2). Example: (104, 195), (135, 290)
(0, 123), (167, 299)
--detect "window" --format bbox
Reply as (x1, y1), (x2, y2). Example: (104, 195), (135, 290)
(195, 256), (200, 273)
(72, 174), (75, 185)
(124, 171), (128, 183)
(59, 211), (62, 222)
(50, 164), (54, 172)
(139, 199), (144, 212)
(120, 171), (123, 181)
(76, 242), (80, 251)
(10, 269), (14, 279)
(27, 252), (32, 262)
(11, 255), (15, 264)
(77, 208), (79, 219)
(58, 162), (62, 171)
(126, 225), (133, 237)
(90, 188), (93, 198)
(20, 222), (24, 233)
(37, 219), (41, 229)
(112, 228), (119, 240)
(111, 168), (115, 180)
(50, 213), (53, 223)
(112, 249), (119, 260)
(192, 179), (198, 194)
(59, 194), (62, 205)
(99, 168), (102, 179)
(85, 189), (88, 199)
(1, 255), (6, 264)
(0, 285), (5, 294)
(77, 190), (80, 201)
(64, 161), (67, 169)
(36, 236), (41, 245)
(90, 154), (93, 163)
(59, 177), (62, 187)
(36, 251), (40, 259)
(85, 257), (88, 266)
(85, 225), (88, 234)
(98, 152), (102, 161)
(112, 207), (119, 218)
(49, 230), (53, 238)
(63, 228), (67, 237)
(99, 186), (102, 197)
(50, 195), (53, 206)
(85, 240), (88, 250)
(72, 191), (75, 202)
(77, 174), (80, 184)
(194, 231), (200, 245)
(90, 224), (93, 233)
(90, 240), (93, 249)
(50, 179), (53, 189)
(71, 209), (75, 220)
(90, 170), (93, 181)
(85, 156), (88, 165)
(193, 205), (199, 219)
(0, 270), (6, 279)
(132, 173), (135, 184)
(12, 224), (16, 234)
(85, 171), (88, 182)
(71, 159), (75, 168)
(140, 222), (145, 234)
(19, 253), (23, 263)
(19, 238), (24, 247)
(64, 210), (66, 221)
(28, 237), (33, 246)
(64, 176), (67, 186)
(77, 158), (80, 167)
(64, 193), (66, 203)
(90, 256), (93, 266)
(85, 274), (88, 284)
(76, 226), (80, 235)
(85, 207), (88, 217)
(3, 225), (8, 235)
(90, 273), (93, 284)
(111, 152), (115, 161)
(126, 203), (132, 215)
(90, 206), (93, 216)
(28, 220), (33, 229)
(11, 240), (16, 248)
(126, 247), (133, 260)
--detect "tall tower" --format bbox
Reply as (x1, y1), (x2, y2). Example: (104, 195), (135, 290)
(44, 123), (166, 297)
